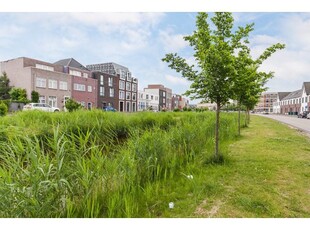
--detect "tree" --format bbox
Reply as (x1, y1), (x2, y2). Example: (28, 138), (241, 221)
(163, 13), (254, 162)
(65, 98), (82, 112)
(233, 42), (285, 135)
(0, 72), (12, 100)
(31, 91), (39, 103)
(163, 12), (284, 162)
(9, 87), (28, 103)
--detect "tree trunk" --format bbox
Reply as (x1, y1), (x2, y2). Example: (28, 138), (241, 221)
(238, 103), (241, 136)
(215, 102), (221, 160)
(247, 109), (250, 124)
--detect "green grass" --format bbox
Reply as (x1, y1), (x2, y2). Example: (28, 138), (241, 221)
(165, 115), (310, 218)
(0, 111), (309, 217)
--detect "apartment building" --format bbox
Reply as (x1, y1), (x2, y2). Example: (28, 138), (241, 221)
(54, 58), (97, 109)
(172, 94), (189, 110)
(87, 62), (138, 112)
(138, 90), (159, 111)
(143, 84), (172, 111)
(254, 92), (278, 113)
(0, 57), (72, 110)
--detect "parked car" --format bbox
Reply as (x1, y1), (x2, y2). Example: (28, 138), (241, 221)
(297, 111), (308, 118)
(23, 103), (60, 112)
(103, 106), (117, 112)
(307, 113), (310, 119)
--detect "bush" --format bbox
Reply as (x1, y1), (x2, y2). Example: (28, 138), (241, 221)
(0, 101), (8, 116)
(65, 98), (82, 112)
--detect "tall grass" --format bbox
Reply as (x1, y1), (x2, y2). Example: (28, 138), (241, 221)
(0, 110), (243, 217)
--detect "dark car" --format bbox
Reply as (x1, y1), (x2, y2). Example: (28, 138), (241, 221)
(297, 111), (308, 118)
(103, 106), (117, 112)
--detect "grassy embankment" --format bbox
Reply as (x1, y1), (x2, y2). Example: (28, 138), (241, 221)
(0, 111), (309, 217)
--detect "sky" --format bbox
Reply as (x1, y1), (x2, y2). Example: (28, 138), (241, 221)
(1, 1), (310, 106)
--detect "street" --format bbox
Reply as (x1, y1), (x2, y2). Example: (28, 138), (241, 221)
(256, 114), (310, 135)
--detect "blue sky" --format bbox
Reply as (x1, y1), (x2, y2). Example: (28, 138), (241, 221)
(1, 2), (310, 104)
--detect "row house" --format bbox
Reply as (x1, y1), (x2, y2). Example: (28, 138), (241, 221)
(277, 82), (310, 115)
(272, 92), (291, 114)
(172, 94), (189, 110)
(143, 84), (172, 111)
(138, 90), (160, 111)
(86, 62), (138, 112)
(0, 57), (98, 110)
(54, 58), (97, 109)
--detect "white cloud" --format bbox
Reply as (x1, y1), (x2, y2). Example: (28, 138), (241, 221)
(165, 74), (189, 86)
(159, 29), (189, 52)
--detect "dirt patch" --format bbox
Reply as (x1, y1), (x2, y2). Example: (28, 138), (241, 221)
(194, 199), (222, 217)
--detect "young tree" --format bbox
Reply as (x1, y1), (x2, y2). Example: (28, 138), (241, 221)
(9, 87), (28, 103)
(163, 12), (284, 162)
(0, 72), (12, 100)
(31, 91), (39, 103)
(65, 98), (82, 112)
(163, 13), (255, 162)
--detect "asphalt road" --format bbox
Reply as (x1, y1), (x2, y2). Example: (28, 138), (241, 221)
(256, 114), (310, 135)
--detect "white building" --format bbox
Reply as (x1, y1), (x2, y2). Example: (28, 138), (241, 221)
(138, 90), (159, 111)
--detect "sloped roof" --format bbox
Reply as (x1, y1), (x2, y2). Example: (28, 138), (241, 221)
(303, 82), (310, 95)
(54, 58), (89, 71)
(282, 89), (302, 100)
(278, 92), (291, 100)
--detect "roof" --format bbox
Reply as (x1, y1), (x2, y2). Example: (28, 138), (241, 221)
(303, 82), (310, 95)
(277, 92), (291, 100)
(54, 58), (89, 71)
(282, 89), (303, 100)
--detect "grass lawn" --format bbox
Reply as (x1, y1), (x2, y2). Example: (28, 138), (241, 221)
(163, 115), (310, 217)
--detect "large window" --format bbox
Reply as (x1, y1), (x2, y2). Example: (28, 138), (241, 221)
(59, 81), (68, 90)
(88, 85), (92, 92)
(36, 64), (54, 72)
(74, 83), (85, 91)
(100, 75), (104, 85)
(39, 95), (46, 104)
(119, 90), (125, 100)
(132, 102), (136, 112)
(48, 79), (57, 89)
(36, 77), (46, 88)
(100, 86), (104, 96)
(69, 70), (82, 77)
(119, 80), (125, 90)
(48, 96), (57, 107)
(126, 101), (130, 112)
(83, 73), (89, 78)
(126, 82), (131, 91)
(132, 93), (136, 101)
(120, 71), (126, 80)
(109, 88), (114, 97)
(108, 77), (113, 87)
(132, 83), (137, 92)
(126, 92), (131, 100)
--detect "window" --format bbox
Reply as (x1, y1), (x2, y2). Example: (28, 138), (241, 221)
(88, 85), (92, 92)
(83, 73), (89, 78)
(39, 95), (46, 104)
(120, 71), (126, 80)
(132, 83), (137, 92)
(127, 72), (132, 81)
(163, 92), (166, 97)
(146, 94), (149, 100)
(151, 95), (154, 100)
(126, 92), (131, 100)
(74, 83), (85, 91)
(36, 64), (54, 72)
(48, 79), (57, 89)
(119, 90), (125, 100)
(108, 77), (113, 87)
(100, 75), (104, 85)
(119, 80), (125, 90)
(36, 77), (46, 88)
(100, 86), (104, 96)
(126, 101), (130, 112)
(109, 88), (114, 97)
(126, 82), (131, 91)
(69, 70), (82, 77)
(48, 96), (57, 107)
(132, 93), (136, 101)
(59, 81), (68, 90)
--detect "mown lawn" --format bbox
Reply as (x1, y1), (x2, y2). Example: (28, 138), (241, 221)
(164, 115), (310, 217)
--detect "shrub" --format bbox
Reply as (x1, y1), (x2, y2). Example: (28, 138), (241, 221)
(65, 98), (82, 112)
(0, 101), (8, 116)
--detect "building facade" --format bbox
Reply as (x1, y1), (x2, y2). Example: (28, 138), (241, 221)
(143, 84), (172, 111)
(172, 94), (189, 110)
(254, 92), (278, 113)
(138, 90), (159, 111)
(87, 62), (138, 112)
(0, 57), (72, 110)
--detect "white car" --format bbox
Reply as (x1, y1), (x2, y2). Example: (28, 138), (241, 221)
(23, 103), (60, 112)
(307, 113), (310, 119)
